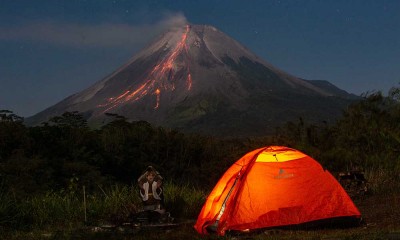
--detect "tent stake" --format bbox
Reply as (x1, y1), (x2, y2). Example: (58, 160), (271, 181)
(83, 186), (87, 223)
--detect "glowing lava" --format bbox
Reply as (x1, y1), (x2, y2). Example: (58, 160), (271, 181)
(154, 89), (160, 109)
(98, 25), (192, 113)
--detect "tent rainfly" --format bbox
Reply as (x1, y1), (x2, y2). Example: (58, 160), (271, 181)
(194, 146), (361, 235)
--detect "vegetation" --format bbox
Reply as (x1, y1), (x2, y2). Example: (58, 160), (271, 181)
(0, 86), (399, 238)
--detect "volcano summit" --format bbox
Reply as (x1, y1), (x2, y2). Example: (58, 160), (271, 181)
(28, 24), (356, 136)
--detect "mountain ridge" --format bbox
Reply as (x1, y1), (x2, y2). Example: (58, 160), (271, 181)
(27, 24), (358, 136)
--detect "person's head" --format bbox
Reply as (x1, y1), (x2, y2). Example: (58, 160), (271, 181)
(146, 171), (156, 182)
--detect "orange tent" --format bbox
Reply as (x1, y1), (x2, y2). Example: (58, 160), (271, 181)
(194, 146), (361, 235)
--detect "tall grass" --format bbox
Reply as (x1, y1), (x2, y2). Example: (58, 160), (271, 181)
(85, 185), (140, 224)
(27, 191), (81, 228)
(365, 167), (400, 195)
(3, 169), (398, 231)
(1, 179), (400, 240)
(163, 181), (207, 219)
(0, 182), (207, 232)
(0, 190), (18, 227)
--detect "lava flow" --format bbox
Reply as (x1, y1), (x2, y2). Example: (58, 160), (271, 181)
(98, 25), (193, 113)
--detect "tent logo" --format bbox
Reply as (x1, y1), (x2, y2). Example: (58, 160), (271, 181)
(274, 168), (294, 179)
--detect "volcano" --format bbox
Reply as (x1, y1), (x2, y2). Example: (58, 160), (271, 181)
(27, 24), (357, 136)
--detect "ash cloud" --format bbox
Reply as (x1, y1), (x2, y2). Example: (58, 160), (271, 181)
(0, 13), (187, 48)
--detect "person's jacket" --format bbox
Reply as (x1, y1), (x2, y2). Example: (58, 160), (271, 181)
(140, 181), (162, 202)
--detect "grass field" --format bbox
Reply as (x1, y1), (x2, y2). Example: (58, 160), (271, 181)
(2, 193), (399, 240)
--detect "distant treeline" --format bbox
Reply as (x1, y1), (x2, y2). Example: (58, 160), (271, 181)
(1, 86), (399, 197)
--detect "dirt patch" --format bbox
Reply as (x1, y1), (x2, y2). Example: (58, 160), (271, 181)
(355, 194), (400, 229)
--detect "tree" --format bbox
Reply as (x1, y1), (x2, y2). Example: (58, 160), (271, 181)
(0, 110), (24, 123)
(0, 110), (29, 162)
(47, 111), (88, 128)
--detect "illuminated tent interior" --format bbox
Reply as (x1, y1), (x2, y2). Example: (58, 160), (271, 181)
(194, 146), (361, 235)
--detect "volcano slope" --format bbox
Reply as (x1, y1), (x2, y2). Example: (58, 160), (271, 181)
(27, 24), (358, 137)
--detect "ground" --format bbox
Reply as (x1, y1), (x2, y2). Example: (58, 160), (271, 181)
(74, 193), (400, 239)
(355, 194), (400, 231)
(5, 194), (400, 239)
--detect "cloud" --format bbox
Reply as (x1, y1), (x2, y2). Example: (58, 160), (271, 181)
(0, 13), (187, 48)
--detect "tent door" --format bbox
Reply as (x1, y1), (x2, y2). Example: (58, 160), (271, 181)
(208, 170), (242, 232)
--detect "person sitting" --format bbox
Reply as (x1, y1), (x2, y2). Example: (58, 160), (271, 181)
(137, 166), (165, 214)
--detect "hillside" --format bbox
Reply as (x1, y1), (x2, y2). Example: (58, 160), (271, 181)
(27, 24), (358, 136)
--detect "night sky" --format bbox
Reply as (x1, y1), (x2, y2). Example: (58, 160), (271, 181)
(1, 0), (399, 117)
